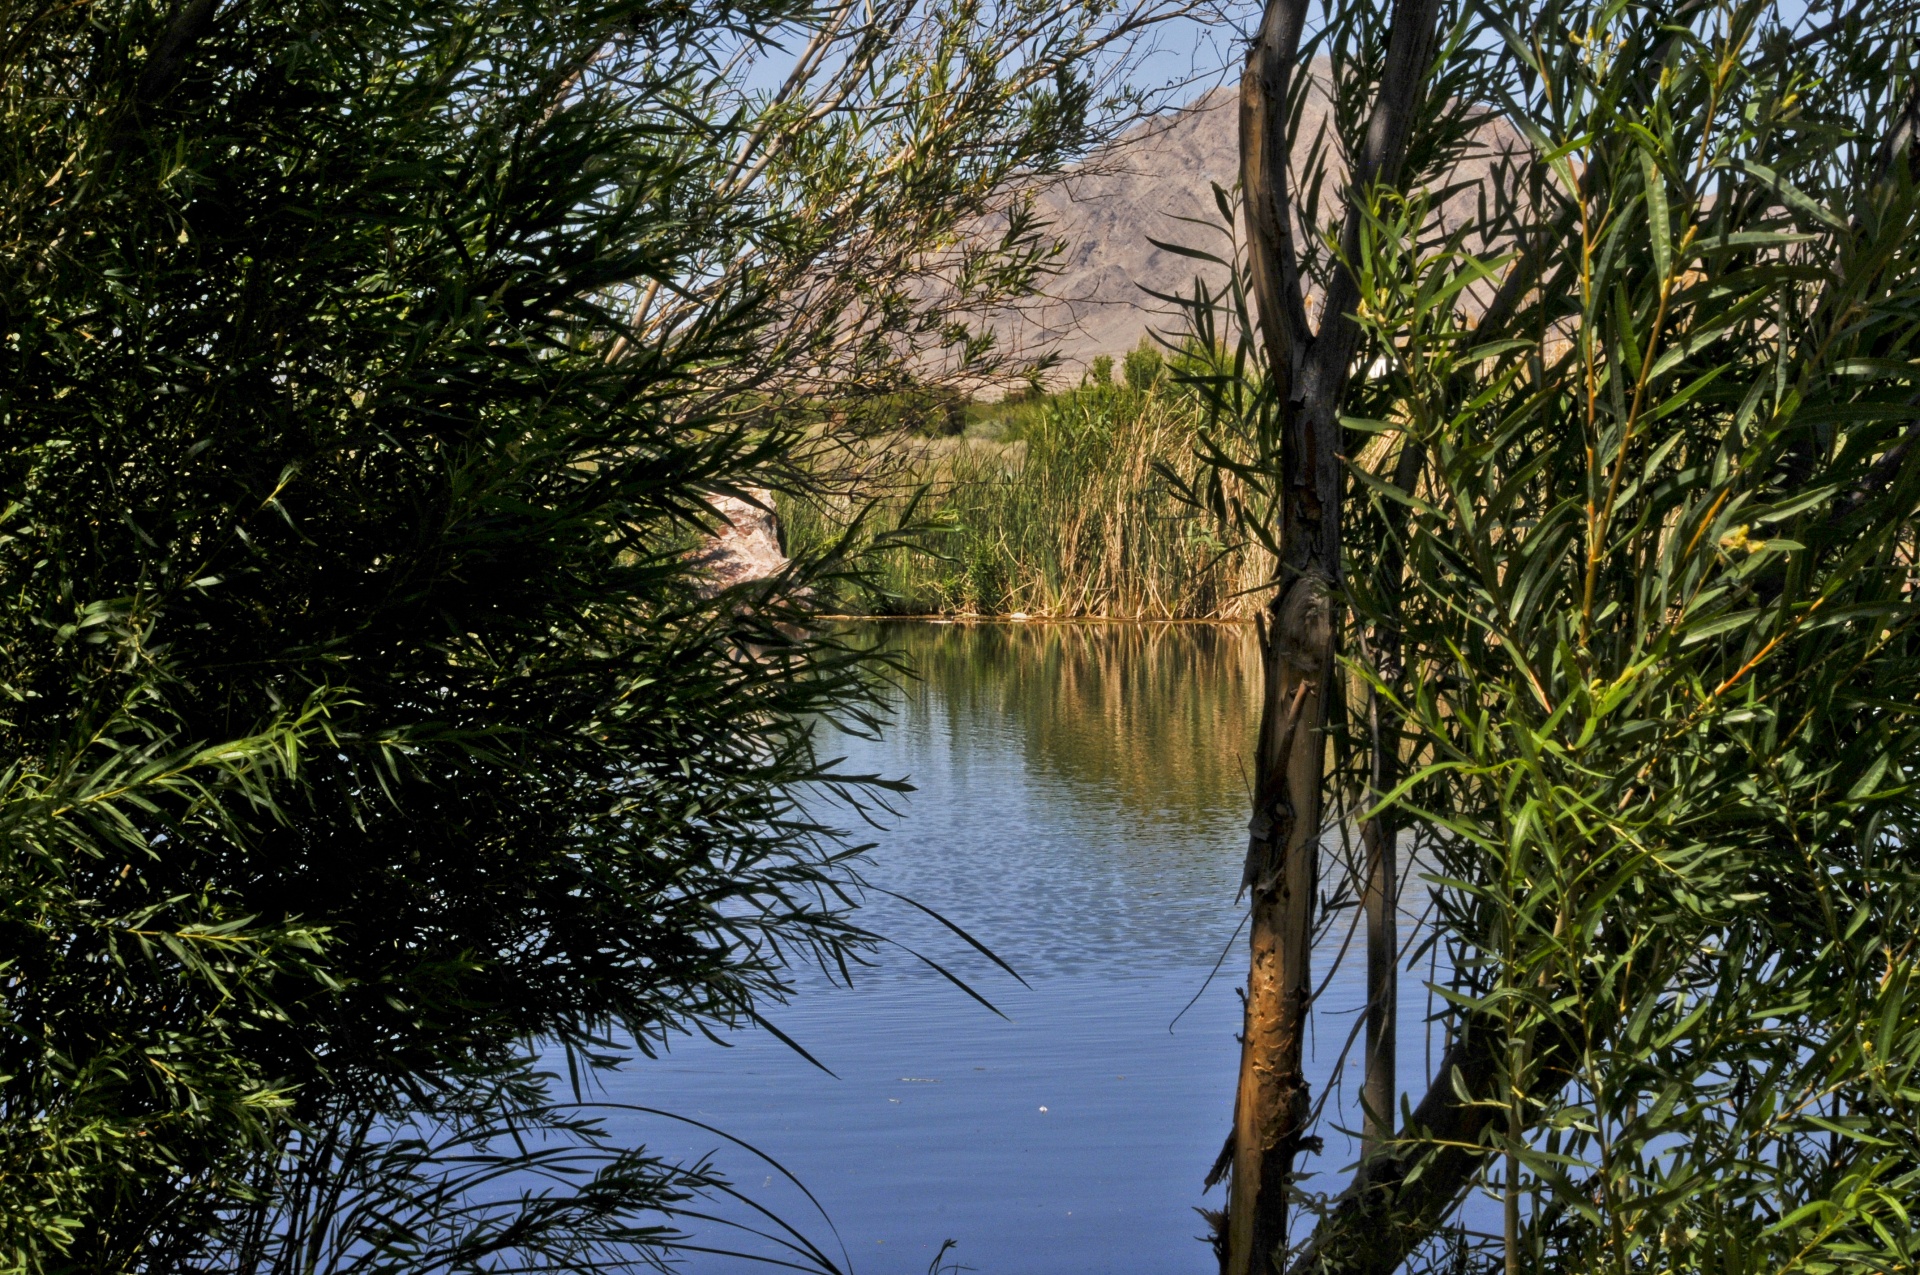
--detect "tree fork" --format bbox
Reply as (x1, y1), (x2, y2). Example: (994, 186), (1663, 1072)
(1225, 0), (1440, 1267)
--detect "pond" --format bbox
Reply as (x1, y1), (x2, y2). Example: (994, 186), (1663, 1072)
(603, 622), (1442, 1274)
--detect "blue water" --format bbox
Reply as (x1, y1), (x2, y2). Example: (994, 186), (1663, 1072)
(602, 623), (1444, 1274)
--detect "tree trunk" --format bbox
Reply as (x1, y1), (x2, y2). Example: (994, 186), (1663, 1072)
(1227, 577), (1333, 1275)
(1359, 436), (1421, 1153)
(1224, 0), (1437, 1268)
(1284, 1017), (1574, 1275)
(1359, 799), (1396, 1151)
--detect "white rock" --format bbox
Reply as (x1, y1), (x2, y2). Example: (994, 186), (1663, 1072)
(688, 487), (789, 592)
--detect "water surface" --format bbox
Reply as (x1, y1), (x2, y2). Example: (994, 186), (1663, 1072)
(607, 622), (1437, 1274)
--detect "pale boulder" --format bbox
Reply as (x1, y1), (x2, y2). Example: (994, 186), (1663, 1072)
(689, 488), (790, 591)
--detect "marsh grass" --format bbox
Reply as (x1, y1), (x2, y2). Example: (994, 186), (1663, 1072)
(784, 384), (1271, 618)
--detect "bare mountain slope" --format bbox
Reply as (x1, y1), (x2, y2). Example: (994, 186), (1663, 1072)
(993, 84), (1246, 380)
(994, 78), (1520, 384)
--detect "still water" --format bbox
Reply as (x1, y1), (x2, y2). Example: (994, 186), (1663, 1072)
(605, 622), (1438, 1274)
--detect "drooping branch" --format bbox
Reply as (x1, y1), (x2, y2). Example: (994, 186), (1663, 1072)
(1840, 392), (1920, 515)
(1348, 184), (1575, 1159)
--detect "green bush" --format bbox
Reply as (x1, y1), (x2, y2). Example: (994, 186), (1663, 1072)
(845, 384), (970, 437)
(0, 4), (884, 1267)
(1122, 337), (1165, 392)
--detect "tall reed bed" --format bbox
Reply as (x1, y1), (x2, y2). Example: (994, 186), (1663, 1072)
(784, 384), (1271, 618)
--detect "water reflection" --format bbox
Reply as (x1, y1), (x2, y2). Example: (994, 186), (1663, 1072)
(610, 622), (1432, 1274)
(894, 620), (1262, 818)
(854, 621), (1260, 979)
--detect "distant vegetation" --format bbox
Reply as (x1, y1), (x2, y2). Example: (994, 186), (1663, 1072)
(782, 351), (1271, 619)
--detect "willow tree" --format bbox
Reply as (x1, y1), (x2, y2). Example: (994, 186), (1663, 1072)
(1189, 0), (1920, 1271)
(0, 0), (1187, 1269)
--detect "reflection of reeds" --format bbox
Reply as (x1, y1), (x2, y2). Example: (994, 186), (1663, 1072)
(782, 387), (1273, 619)
(882, 620), (1262, 817)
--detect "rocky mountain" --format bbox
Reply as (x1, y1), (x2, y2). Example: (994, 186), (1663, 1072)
(996, 84), (1245, 380)
(992, 77), (1521, 384)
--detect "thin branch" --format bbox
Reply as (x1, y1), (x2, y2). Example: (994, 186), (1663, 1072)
(1302, 0), (1444, 401)
(1240, 0), (1313, 403)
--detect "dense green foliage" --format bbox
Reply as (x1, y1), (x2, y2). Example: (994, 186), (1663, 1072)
(1182, 0), (1920, 1268)
(0, 3), (874, 1266)
(0, 0), (1174, 1267)
(1374, 8), (1920, 1261)
(1123, 337), (1168, 393)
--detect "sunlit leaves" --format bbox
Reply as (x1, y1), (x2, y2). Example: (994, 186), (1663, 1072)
(1178, 0), (1920, 1266)
(1334, 0), (1920, 1268)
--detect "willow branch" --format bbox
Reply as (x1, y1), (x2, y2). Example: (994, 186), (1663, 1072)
(1239, 0), (1312, 405)
(1300, 0), (1443, 404)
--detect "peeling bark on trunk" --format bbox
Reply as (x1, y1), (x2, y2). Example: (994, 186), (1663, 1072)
(1227, 577), (1332, 1275)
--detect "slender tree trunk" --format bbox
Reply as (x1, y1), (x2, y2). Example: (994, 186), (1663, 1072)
(1223, 0), (1437, 1267)
(1359, 435), (1421, 1153)
(1227, 578), (1333, 1275)
(1238, 0), (1310, 405)
(1360, 770), (1397, 1152)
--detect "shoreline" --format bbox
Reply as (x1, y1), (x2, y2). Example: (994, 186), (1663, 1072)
(815, 613), (1256, 626)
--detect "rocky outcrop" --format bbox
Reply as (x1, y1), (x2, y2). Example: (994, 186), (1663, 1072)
(688, 488), (789, 591)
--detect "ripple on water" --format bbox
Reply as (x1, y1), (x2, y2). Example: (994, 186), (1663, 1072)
(604, 623), (1447, 1274)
